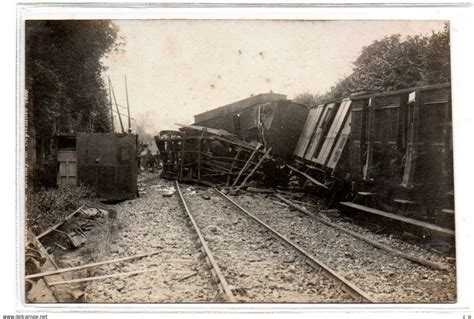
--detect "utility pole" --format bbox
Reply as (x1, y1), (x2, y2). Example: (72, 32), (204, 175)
(109, 77), (125, 133)
(124, 75), (132, 133)
(107, 76), (114, 133)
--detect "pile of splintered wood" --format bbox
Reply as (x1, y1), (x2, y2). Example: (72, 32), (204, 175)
(155, 125), (272, 189)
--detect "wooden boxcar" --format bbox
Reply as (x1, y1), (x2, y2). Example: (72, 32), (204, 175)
(56, 133), (138, 201)
(194, 93), (309, 160)
(293, 84), (454, 233)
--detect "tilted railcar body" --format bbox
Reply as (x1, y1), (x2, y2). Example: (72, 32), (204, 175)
(194, 93), (309, 160)
(293, 83), (454, 232)
(294, 98), (352, 175)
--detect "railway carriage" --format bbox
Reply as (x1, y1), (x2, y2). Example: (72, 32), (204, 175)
(194, 93), (309, 160)
(293, 83), (454, 234)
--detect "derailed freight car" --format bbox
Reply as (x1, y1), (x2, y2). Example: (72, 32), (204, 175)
(56, 133), (138, 201)
(194, 93), (309, 160)
(293, 83), (454, 236)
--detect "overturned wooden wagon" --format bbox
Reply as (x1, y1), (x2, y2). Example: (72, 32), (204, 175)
(155, 125), (277, 188)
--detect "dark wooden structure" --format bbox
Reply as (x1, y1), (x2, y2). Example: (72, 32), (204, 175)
(194, 93), (309, 160)
(292, 84), (454, 235)
(155, 125), (273, 188)
(56, 133), (138, 201)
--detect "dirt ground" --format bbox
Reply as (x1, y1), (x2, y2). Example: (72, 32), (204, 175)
(38, 172), (456, 303)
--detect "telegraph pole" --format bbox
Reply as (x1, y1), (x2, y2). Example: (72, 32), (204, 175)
(109, 77), (125, 133)
(108, 76), (115, 133)
(124, 75), (132, 133)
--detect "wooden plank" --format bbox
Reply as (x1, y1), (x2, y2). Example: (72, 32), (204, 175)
(393, 199), (417, 205)
(327, 112), (351, 170)
(226, 150), (241, 186)
(26, 250), (161, 280)
(36, 205), (85, 240)
(316, 99), (351, 165)
(286, 164), (329, 189)
(231, 143), (261, 187)
(49, 268), (161, 286)
(441, 209), (455, 215)
(340, 202), (455, 236)
(294, 106), (324, 158)
(27, 231), (76, 302)
(305, 104), (335, 161)
(235, 148), (272, 191)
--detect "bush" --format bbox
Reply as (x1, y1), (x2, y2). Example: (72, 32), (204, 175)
(26, 185), (95, 235)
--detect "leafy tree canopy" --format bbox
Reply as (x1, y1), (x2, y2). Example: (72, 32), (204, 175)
(294, 24), (450, 107)
(26, 20), (122, 140)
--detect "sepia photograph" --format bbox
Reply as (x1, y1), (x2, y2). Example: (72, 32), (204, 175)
(22, 17), (456, 304)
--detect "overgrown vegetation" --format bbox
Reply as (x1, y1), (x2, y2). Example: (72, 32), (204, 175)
(26, 185), (95, 235)
(26, 20), (122, 159)
(295, 24), (450, 106)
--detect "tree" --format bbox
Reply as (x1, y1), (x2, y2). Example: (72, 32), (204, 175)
(303, 24), (451, 102)
(25, 20), (121, 161)
(421, 24), (451, 84)
(293, 92), (323, 108)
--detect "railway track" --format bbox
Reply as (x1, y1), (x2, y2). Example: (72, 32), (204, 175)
(174, 181), (374, 303)
(175, 181), (236, 302)
(231, 192), (456, 302)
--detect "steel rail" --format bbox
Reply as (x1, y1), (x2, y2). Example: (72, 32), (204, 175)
(174, 181), (237, 302)
(214, 188), (376, 303)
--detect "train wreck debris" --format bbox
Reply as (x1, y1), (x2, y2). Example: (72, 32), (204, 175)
(155, 125), (282, 189)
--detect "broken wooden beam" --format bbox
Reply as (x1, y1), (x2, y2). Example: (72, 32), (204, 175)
(235, 147), (272, 192)
(231, 143), (261, 187)
(26, 250), (161, 280)
(36, 205), (86, 240)
(340, 202), (455, 237)
(286, 164), (329, 189)
(246, 187), (275, 194)
(27, 231), (78, 302)
(49, 268), (161, 286)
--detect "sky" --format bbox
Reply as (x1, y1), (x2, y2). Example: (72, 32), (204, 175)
(103, 19), (446, 135)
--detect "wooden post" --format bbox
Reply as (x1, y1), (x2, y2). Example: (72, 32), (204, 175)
(235, 147), (272, 192)
(231, 143), (261, 187)
(179, 133), (186, 179)
(402, 91), (419, 188)
(197, 133), (204, 182)
(226, 150), (241, 186)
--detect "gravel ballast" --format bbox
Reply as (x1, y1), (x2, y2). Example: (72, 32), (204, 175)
(182, 189), (354, 303)
(234, 193), (456, 303)
(83, 178), (217, 302)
